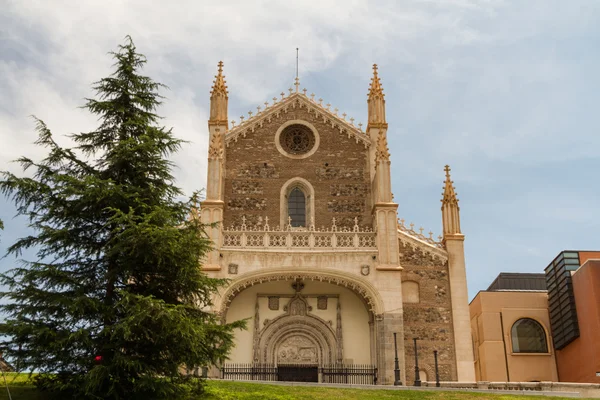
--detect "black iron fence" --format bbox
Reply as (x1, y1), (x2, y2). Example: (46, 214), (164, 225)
(321, 364), (377, 385)
(221, 363), (377, 385)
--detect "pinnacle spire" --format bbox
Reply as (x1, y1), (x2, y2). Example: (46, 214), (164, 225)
(442, 165), (459, 205)
(209, 61), (229, 127)
(368, 64), (384, 100)
(210, 61), (228, 98)
(367, 64), (386, 125)
(441, 165), (461, 238)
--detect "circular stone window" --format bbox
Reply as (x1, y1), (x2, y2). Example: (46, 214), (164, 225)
(275, 120), (319, 159)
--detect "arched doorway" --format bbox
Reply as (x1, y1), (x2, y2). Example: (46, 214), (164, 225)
(220, 273), (378, 368)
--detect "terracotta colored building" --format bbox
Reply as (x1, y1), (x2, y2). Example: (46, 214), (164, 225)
(471, 251), (600, 383)
(470, 273), (558, 382)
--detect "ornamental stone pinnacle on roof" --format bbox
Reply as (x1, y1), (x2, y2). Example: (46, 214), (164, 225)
(210, 61), (228, 98)
(442, 165), (459, 206)
(368, 64), (384, 100)
(367, 64), (386, 125)
(209, 61), (229, 127)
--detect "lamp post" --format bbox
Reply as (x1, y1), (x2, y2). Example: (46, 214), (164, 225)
(433, 350), (440, 387)
(413, 337), (421, 387)
(393, 332), (402, 386)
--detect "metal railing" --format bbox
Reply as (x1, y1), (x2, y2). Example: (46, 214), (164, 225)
(221, 363), (377, 385)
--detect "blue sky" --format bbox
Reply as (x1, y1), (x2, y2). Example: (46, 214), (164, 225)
(1, 0), (599, 299)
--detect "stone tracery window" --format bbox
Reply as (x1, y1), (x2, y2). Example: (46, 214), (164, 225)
(511, 318), (548, 353)
(280, 124), (316, 155)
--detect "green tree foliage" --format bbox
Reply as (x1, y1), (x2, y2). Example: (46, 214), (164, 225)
(0, 37), (244, 400)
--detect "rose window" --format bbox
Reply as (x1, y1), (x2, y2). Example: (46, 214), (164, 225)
(280, 124), (316, 155)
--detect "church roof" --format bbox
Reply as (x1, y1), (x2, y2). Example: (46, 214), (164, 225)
(224, 85), (371, 148)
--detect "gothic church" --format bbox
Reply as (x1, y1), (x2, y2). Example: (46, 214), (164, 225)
(199, 62), (475, 384)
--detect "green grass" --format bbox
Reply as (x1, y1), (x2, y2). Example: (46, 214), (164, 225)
(0, 375), (590, 400)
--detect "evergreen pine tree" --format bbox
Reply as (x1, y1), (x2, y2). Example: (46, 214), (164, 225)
(0, 37), (243, 399)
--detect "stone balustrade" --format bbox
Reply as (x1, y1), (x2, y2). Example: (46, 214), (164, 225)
(221, 217), (376, 251)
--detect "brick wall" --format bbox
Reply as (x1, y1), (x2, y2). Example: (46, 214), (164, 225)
(399, 241), (458, 382)
(223, 106), (372, 229)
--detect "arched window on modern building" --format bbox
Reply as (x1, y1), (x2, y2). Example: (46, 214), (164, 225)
(288, 187), (306, 227)
(511, 318), (548, 353)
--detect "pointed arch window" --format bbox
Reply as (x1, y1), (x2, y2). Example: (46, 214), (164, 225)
(280, 178), (315, 229)
(288, 187), (306, 227)
(511, 318), (548, 353)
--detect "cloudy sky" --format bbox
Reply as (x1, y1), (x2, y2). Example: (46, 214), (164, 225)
(1, 0), (599, 299)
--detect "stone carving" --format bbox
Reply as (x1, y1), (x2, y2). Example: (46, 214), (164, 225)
(253, 300), (260, 362)
(361, 265), (370, 276)
(268, 296), (279, 310)
(208, 130), (224, 160)
(375, 130), (390, 163)
(219, 271), (383, 316)
(277, 335), (318, 364)
(224, 96), (370, 149)
(228, 263), (238, 275)
(317, 296), (328, 310)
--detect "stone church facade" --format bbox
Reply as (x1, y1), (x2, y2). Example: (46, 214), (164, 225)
(199, 62), (475, 384)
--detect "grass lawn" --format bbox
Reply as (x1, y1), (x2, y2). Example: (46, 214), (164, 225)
(0, 375), (590, 400)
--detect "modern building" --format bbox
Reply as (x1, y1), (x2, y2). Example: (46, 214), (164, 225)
(198, 62), (476, 384)
(470, 252), (600, 384)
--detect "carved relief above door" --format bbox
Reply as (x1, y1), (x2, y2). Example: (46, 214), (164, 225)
(277, 335), (318, 364)
(252, 280), (343, 365)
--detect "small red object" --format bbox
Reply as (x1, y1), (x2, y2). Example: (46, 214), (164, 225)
(94, 355), (102, 364)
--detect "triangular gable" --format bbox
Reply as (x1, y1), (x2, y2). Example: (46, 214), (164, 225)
(397, 227), (448, 261)
(224, 92), (371, 148)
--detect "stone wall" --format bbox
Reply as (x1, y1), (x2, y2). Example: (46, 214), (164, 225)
(223, 106), (372, 229)
(399, 240), (457, 382)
